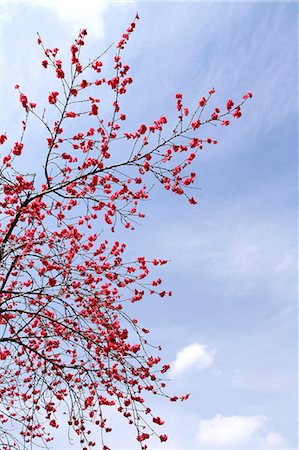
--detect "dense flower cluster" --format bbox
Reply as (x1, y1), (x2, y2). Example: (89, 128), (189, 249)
(0, 14), (252, 450)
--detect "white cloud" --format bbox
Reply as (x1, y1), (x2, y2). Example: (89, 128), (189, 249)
(197, 414), (264, 448)
(3, 0), (109, 38)
(170, 343), (214, 377)
(196, 414), (289, 449)
(263, 432), (289, 449)
(46, 0), (108, 38)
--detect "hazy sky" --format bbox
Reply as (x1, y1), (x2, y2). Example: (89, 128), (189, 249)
(0, 1), (298, 449)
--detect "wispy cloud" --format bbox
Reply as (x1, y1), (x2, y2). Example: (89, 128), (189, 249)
(154, 208), (297, 302)
(170, 343), (215, 378)
(196, 414), (289, 449)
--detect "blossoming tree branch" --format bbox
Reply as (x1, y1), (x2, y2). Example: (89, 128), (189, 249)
(0, 15), (252, 450)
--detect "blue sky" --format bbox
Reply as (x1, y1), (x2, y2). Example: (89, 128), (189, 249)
(0, 1), (298, 449)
